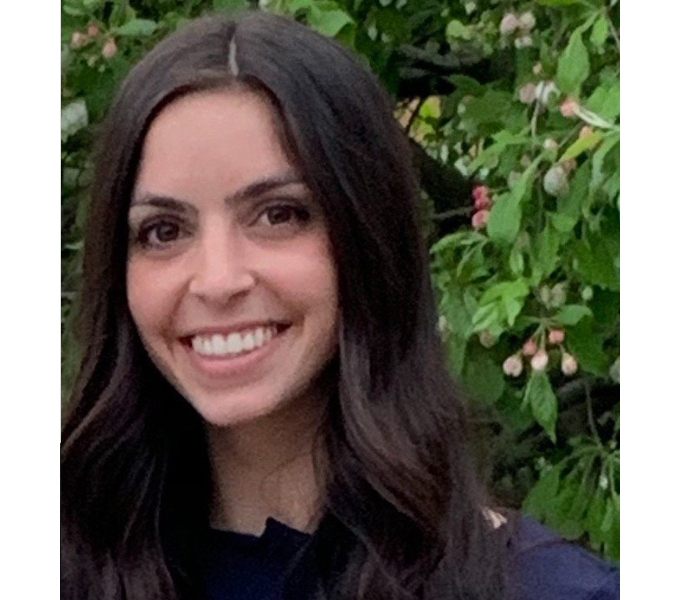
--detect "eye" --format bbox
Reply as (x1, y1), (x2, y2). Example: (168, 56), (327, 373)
(134, 218), (186, 249)
(257, 204), (311, 227)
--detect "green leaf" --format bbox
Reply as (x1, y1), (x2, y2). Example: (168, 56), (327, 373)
(557, 162), (590, 220)
(284, 0), (314, 11)
(308, 6), (354, 37)
(523, 465), (564, 519)
(530, 225), (561, 284)
(590, 15), (609, 49)
(509, 245), (525, 277)
(554, 304), (593, 326)
(464, 91), (515, 127)
(559, 130), (604, 162)
(116, 19), (158, 36)
(590, 131), (620, 194)
(474, 280), (530, 329)
(536, 0), (581, 5)
(445, 332), (467, 378)
(586, 82), (620, 120)
(63, 5), (87, 16)
(479, 279), (530, 304)
(441, 285), (473, 339)
(524, 372), (558, 441)
(586, 487), (608, 545)
(488, 160), (539, 246)
(549, 212), (578, 233)
(446, 19), (472, 40)
(461, 346), (505, 404)
(556, 30), (590, 95)
(487, 193), (521, 245)
(471, 303), (501, 333)
(574, 235), (619, 290)
(506, 298), (523, 326)
(467, 132), (526, 173)
(566, 318), (609, 375)
(213, 0), (250, 10)
(445, 75), (484, 95)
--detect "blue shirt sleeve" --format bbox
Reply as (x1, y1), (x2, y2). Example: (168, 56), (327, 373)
(512, 517), (620, 600)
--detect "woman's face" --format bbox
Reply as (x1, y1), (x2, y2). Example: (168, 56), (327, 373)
(126, 90), (339, 427)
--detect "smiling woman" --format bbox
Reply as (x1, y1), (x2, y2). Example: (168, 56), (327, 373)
(60, 10), (619, 600)
(127, 91), (338, 430)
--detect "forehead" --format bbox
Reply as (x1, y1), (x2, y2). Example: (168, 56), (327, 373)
(135, 90), (292, 198)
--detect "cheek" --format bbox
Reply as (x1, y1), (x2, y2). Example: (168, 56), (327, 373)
(126, 259), (173, 336)
(277, 239), (338, 314)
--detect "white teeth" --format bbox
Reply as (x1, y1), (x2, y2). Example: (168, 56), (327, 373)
(190, 325), (280, 358)
(226, 332), (242, 354)
(242, 332), (255, 351)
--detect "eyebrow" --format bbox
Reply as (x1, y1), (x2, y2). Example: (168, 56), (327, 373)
(130, 171), (307, 211)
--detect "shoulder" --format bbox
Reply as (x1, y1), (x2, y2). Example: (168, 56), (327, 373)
(509, 516), (620, 600)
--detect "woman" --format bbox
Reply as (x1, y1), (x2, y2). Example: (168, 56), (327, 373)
(61, 11), (619, 600)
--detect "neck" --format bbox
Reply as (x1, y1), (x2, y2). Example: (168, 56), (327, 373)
(206, 390), (327, 536)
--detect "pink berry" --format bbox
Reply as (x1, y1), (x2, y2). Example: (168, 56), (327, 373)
(471, 210), (490, 229)
(543, 165), (569, 197)
(472, 185), (489, 201)
(518, 83), (536, 105)
(102, 38), (117, 59)
(543, 138), (558, 151)
(548, 329), (565, 345)
(87, 22), (100, 38)
(474, 194), (491, 210)
(70, 31), (88, 49)
(503, 354), (523, 377)
(500, 13), (519, 36)
(479, 330), (497, 348)
(560, 98), (579, 118)
(522, 338), (538, 357)
(531, 349), (549, 371)
(514, 35), (533, 49)
(561, 353), (578, 376)
(518, 12), (536, 32)
(561, 158), (577, 173)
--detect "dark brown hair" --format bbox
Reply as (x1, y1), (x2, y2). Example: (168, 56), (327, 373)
(61, 11), (510, 600)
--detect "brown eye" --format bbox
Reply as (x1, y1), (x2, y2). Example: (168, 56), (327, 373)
(259, 204), (310, 227)
(135, 219), (185, 249)
(150, 222), (181, 243)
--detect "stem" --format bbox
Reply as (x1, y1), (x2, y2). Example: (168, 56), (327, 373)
(530, 101), (541, 147)
(604, 12), (620, 52)
(432, 206), (473, 220)
(585, 380), (604, 450)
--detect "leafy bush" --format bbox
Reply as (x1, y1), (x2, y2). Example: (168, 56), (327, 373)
(62, 0), (619, 560)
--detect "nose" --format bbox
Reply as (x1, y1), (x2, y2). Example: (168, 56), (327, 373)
(188, 224), (256, 305)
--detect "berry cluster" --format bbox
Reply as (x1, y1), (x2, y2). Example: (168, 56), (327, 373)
(499, 11), (536, 48)
(502, 329), (578, 378)
(471, 185), (492, 229)
(70, 22), (117, 59)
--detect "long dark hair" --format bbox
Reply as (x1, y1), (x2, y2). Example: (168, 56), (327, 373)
(61, 11), (511, 600)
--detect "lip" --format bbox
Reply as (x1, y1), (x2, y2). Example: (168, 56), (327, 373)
(180, 323), (291, 380)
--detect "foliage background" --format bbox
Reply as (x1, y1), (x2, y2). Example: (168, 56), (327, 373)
(61, 0), (620, 561)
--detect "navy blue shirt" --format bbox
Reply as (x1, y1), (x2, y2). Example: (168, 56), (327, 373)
(203, 516), (619, 600)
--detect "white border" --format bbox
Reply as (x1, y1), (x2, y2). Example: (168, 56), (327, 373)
(0, 3), (60, 598)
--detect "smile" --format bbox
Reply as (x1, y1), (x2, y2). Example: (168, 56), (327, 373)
(189, 324), (288, 359)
